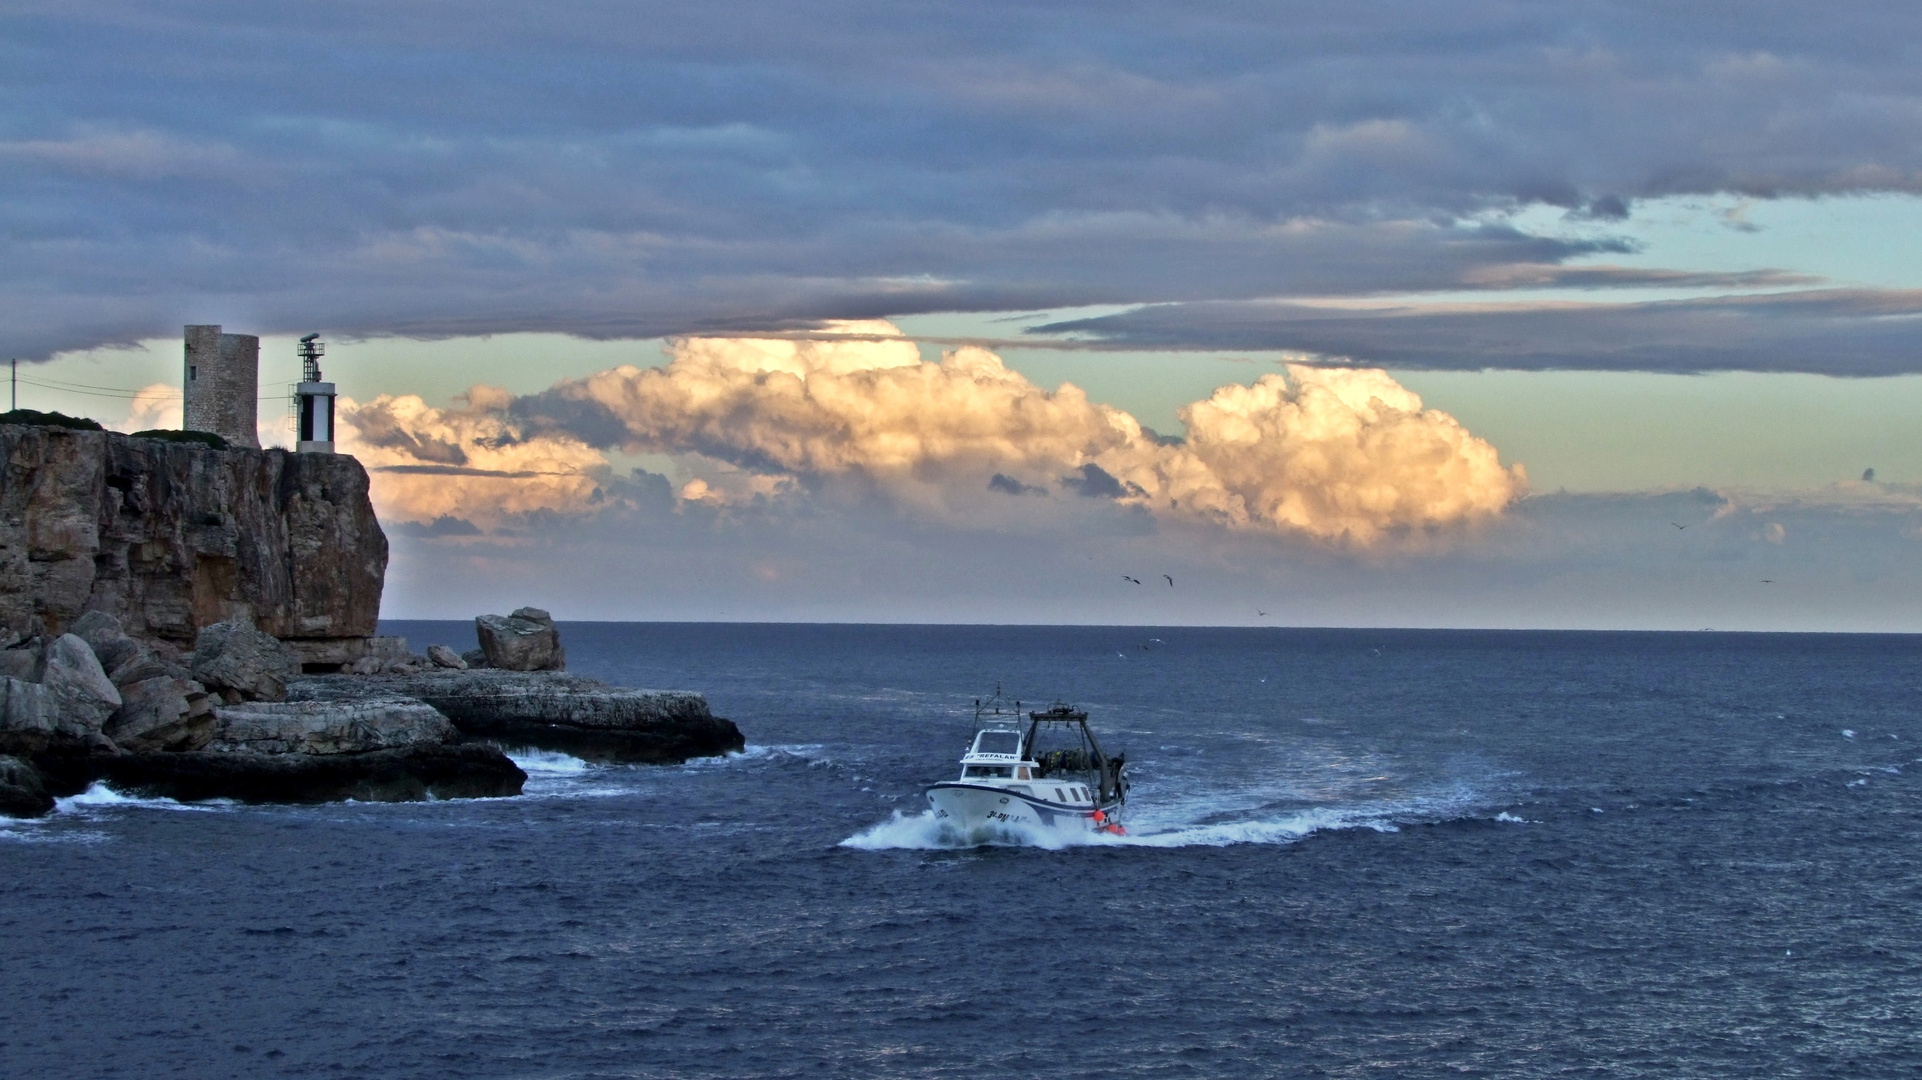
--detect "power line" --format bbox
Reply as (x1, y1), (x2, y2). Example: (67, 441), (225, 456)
(13, 376), (293, 402)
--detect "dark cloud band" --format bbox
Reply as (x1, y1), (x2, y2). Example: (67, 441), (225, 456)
(7, 3), (1922, 361)
(1029, 289), (1922, 376)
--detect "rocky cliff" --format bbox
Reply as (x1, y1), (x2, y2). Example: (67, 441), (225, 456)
(291, 670), (745, 763)
(0, 425), (385, 660)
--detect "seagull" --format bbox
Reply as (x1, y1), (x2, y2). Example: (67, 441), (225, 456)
(1256, 610), (1267, 617)
(1761, 579), (1775, 584)
(1123, 575), (1142, 585)
(1162, 574), (1174, 587)
(1670, 522), (1688, 531)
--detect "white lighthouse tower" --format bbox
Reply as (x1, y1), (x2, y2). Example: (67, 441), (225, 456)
(294, 333), (337, 454)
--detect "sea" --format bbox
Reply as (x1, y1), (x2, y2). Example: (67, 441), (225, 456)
(3, 623), (1920, 1079)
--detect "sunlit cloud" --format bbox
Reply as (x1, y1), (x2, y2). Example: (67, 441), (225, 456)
(344, 323), (1523, 543)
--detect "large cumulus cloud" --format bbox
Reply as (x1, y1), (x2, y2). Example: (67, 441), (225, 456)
(344, 324), (1523, 542)
(9, 2), (1922, 361)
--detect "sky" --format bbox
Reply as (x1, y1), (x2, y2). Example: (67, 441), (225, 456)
(6, 2), (1922, 629)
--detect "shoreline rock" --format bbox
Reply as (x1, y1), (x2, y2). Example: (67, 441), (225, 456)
(475, 607), (565, 671)
(291, 670), (744, 764)
(0, 617), (527, 809)
(91, 743), (524, 804)
(0, 753), (53, 818)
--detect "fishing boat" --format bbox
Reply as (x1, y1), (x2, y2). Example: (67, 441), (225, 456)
(925, 691), (1129, 838)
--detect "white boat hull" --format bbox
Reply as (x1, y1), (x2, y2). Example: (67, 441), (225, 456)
(925, 782), (1120, 838)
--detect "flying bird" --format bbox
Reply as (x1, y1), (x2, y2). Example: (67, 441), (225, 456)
(1163, 574), (1174, 587)
(1256, 610), (1267, 617)
(1123, 575), (1142, 585)
(1670, 522), (1688, 531)
(1761, 579), (1775, 584)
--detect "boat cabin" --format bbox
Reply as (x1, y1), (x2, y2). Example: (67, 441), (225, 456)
(954, 726), (1102, 805)
(959, 728), (1034, 780)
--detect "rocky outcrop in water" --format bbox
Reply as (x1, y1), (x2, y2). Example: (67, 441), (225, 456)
(0, 613), (524, 811)
(0, 753), (53, 818)
(475, 607), (565, 671)
(0, 424), (386, 665)
(205, 698), (457, 754)
(291, 669), (743, 763)
(91, 743), (522, 804)
(90, 695), (521, 804)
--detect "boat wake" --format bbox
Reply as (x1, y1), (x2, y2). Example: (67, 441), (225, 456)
(841, 784), (1505, 851)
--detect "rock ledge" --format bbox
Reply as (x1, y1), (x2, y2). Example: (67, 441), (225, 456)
(291, 670), (743, 763)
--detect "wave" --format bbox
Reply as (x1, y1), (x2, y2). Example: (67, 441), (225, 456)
(506, 748), (593, 776)
(841, 785), (1498, 852)
(56, 783), (229, 813)
(681, 743), (823, 769)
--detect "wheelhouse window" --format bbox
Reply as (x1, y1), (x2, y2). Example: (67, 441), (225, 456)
(964, 765), (1012, 778)
(971, 731), (1021, 756)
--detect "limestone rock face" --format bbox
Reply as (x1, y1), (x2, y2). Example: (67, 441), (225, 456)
(475, 607), (565, 671)
(206, 698), (458, 755)
(39, 633), (122, 731)
(0, 675), (61, 747)
(191, 617), (298, 702)
(0, 753), (53, 818)
(426, 644), (466, 669)
(0, 642), (39, 681)
(0, 425), (386, 653)
(291, 670), (743, 764)
(106, 676), (214, 752)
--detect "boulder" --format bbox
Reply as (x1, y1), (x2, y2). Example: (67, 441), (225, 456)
(0, 640), (39, 681)
(426, 644), (466, 669)
(460, 648), (490, 669)
(475, 607), (565, 671)
(206, 698), (458, 755)
(70, 610), (144, 673)
(0, 754), (53, 818)
(290, 669), (744, 764)
(0, 676), (60, 746)
(104, 675), (214, 753)
(190, 617), (297, 702)
(40, 633), (122, 732)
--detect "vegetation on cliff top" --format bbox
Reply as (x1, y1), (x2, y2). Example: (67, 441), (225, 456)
(0, 408), (104, 431)
(131, 428), (228, 450)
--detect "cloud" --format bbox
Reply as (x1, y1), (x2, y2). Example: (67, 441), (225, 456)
(988, 473), (1046, 497)
(389, 515), (484, 539)
(114, 382), (181, 433)
(1061, 464), (1139, 500)
(9, 4), (1922, 358)
(1030, 289), (1922, 375)
(345, 324), (1523, 543)
(337, 392), (609, 528)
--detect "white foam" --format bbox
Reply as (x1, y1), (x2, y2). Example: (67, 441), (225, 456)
(1494, 811), (1530, 824)
(841, 785), (1492, 852)
(1842, 729), (1856, 739)
(54, 783), (224, 813)
(505, 749), (592, 776)
(840, 809), (1098, 851)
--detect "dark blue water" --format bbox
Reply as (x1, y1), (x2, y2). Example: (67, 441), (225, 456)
(5, 625), (1921, 1078)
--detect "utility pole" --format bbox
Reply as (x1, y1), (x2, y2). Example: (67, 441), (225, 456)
(9, 359), (14, 412)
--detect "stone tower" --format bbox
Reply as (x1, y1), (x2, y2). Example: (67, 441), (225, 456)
(182, 325), (260, 449)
